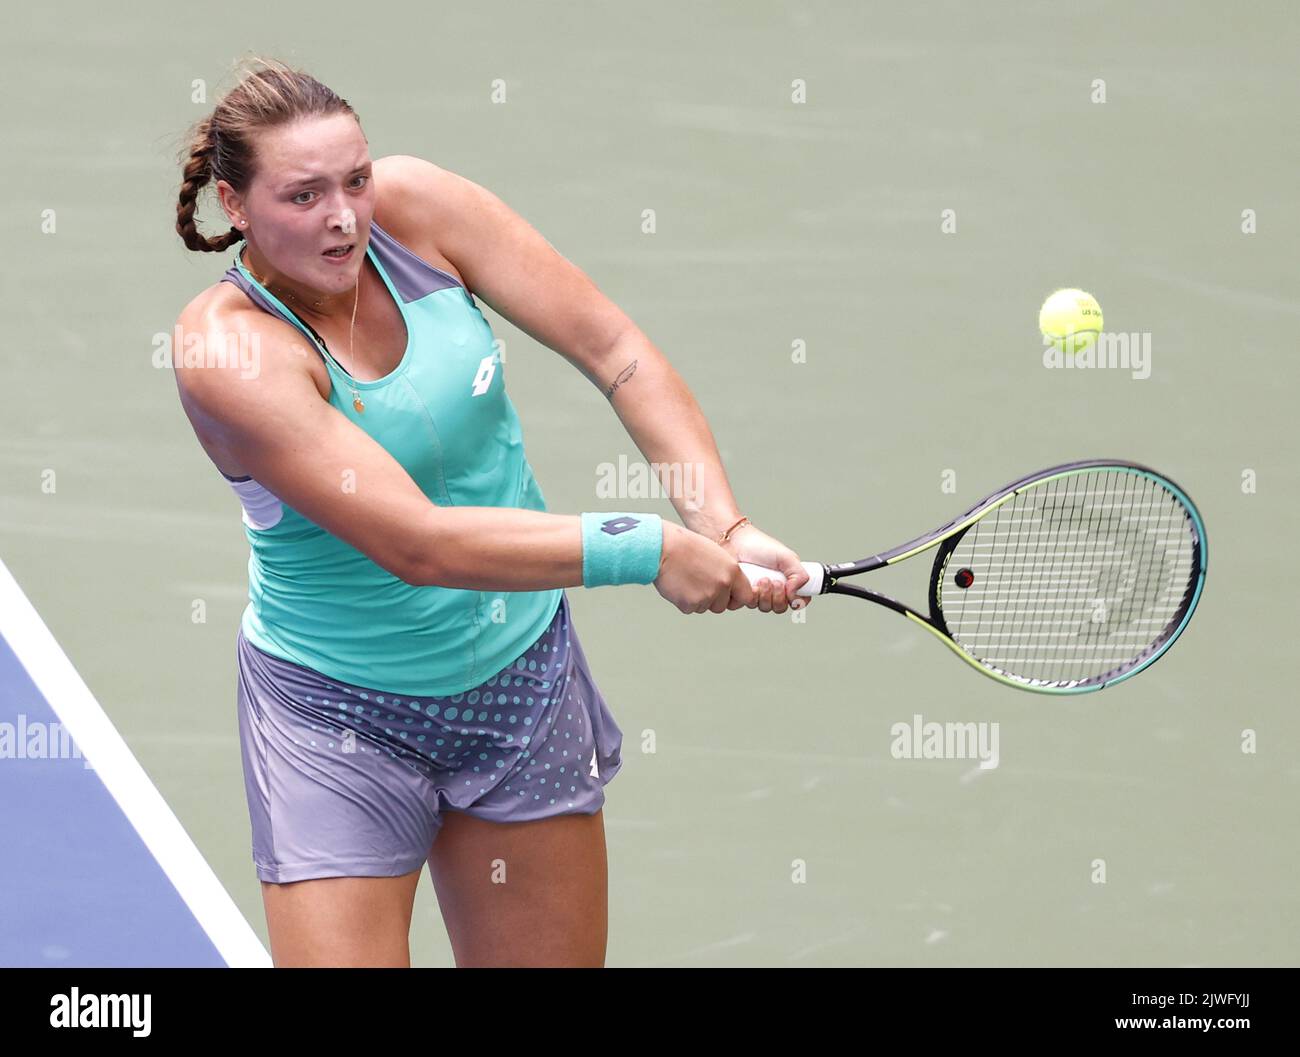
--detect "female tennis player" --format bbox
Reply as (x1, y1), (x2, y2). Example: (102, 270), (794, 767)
(171, 59), (812, 968)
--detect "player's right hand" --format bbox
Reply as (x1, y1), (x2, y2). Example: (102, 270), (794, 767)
(654, 521), (757, 614)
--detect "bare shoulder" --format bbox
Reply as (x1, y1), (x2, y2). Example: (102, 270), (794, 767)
(371, 155), (476, 278)
(372, 154), (462, 224)
(173, 281), (313, 398)
(172, 280), (326, 476)
(373, 155), (632, 374)
(174, 282), (247, 397)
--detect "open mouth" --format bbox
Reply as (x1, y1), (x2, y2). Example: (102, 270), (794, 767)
(322, 244), (355, 260)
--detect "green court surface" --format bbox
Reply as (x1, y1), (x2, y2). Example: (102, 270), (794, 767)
(1, 1), (1296, 966)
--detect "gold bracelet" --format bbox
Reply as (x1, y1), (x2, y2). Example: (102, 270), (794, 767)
(717, 516), (750, 545)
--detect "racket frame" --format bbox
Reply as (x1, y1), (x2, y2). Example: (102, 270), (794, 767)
(812, 458), (1207, 694)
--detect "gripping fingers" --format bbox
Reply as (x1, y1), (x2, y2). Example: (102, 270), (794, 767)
(757, 577), (808, 614)
(757, 577), (788, 614)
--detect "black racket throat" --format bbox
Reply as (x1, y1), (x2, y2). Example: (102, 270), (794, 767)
(820, 542), (957, 633)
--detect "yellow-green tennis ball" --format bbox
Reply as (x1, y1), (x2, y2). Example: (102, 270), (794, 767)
(1039, 288), (1103, 354)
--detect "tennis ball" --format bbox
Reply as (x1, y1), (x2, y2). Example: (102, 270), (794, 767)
(1039, 288), (1103, 354)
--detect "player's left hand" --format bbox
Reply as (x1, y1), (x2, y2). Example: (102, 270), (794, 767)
(718, 523), (813, 614)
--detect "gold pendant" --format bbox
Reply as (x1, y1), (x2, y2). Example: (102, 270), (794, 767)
(353, 395), (365, 413)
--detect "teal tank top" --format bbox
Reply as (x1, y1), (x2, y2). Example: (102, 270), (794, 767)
(219, 222), (562, 696)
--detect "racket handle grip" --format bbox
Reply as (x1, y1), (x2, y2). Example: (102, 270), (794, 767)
(738, 560), (824, 597)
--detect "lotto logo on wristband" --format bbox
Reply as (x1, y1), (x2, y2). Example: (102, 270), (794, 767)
(601, 516), (640, 535)
(581, 511), (662, 587)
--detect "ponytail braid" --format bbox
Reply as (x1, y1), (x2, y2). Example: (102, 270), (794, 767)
(173, 56), (359, 254)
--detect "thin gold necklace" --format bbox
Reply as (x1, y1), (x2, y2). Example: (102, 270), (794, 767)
(241, 248), (366, 413)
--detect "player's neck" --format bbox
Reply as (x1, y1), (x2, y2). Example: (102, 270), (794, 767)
(239, 244), (360, 324)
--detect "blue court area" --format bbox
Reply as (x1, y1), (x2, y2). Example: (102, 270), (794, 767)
(0, 558), (269, 967)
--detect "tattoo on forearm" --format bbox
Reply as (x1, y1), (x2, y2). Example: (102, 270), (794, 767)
(604, 359), (638, 399)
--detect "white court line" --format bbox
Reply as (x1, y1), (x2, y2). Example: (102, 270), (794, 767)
(0, 558), (271, 969)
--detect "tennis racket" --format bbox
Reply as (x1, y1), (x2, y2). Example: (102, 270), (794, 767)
(740, 459), (1207, 694)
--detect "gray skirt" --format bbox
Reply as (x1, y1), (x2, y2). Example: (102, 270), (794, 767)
(235, 592), (623, 883)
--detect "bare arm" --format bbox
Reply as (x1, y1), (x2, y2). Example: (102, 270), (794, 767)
(595, 328), (744, 541)
(392, 156), (744, 541)
(174, 304), (587, 591)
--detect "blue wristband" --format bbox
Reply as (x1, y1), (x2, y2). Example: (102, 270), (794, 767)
(581, 512), (664, 587)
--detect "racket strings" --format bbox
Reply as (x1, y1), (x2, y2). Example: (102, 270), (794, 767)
(939, 470), (1198, 687)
